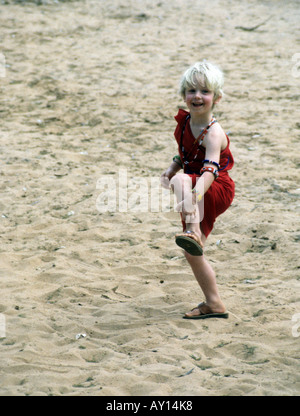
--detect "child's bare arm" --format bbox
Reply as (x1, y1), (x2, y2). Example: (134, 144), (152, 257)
(194, 127), (226, 196)
(161, 160), (182, 188)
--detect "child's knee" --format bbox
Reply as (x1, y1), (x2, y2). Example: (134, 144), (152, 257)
(170, 173), (192, 191)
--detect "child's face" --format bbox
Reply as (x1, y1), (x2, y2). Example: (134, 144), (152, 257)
(184, 81), (219, 116)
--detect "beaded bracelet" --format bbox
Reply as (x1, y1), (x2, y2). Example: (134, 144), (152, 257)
(200, 166), (219, 179)
(202, 159), (220, 170)
(173, 155), (183, 168)
(191, 188), (202, 201)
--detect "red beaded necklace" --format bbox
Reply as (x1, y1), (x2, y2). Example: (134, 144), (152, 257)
(180, 114), (217, 167)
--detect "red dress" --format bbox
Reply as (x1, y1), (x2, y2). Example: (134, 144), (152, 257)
(174, 109), (235, 237)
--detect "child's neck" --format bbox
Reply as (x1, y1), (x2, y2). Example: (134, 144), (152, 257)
(190, 111), (213, 129)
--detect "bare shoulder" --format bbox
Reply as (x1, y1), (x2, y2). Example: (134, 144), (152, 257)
(203, 122), (227, 151)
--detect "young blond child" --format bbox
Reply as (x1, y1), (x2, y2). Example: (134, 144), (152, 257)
(161, 60), (235, 319)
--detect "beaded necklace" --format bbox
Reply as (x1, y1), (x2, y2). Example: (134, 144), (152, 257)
(180, 114), (217, 167)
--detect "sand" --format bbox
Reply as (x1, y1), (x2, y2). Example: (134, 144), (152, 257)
(0, 0), (299, 396)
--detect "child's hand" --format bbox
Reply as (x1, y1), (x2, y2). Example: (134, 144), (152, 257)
(160, 167), (177, 189)
(175, 193), (197, 216)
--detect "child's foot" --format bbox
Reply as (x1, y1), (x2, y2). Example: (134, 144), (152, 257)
(183, 302), (228, 319)
(175, 230), (203, 256)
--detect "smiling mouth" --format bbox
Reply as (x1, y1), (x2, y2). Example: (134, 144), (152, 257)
(192, 103), (203, 107)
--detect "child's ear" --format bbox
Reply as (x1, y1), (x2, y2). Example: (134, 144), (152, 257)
(213, 95), (222, 106)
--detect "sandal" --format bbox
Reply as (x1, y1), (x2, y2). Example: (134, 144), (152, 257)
(175, 230), (203, 256)
(183, 302), (229, 319)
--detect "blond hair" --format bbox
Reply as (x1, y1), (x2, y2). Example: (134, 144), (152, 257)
(179, 60), (224, 100)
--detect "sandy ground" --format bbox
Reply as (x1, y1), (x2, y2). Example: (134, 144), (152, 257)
(0, 0), (299, 396)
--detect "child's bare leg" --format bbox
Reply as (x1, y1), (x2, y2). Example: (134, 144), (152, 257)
(184, 234), (226, 316)
(170, 174), (225, 315)
(170, 173), (203, 245)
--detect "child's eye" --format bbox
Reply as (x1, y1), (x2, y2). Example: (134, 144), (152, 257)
(201, 89), (209, 94)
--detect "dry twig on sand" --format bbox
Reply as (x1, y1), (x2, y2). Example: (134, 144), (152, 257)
(235, 16), (272, 31)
